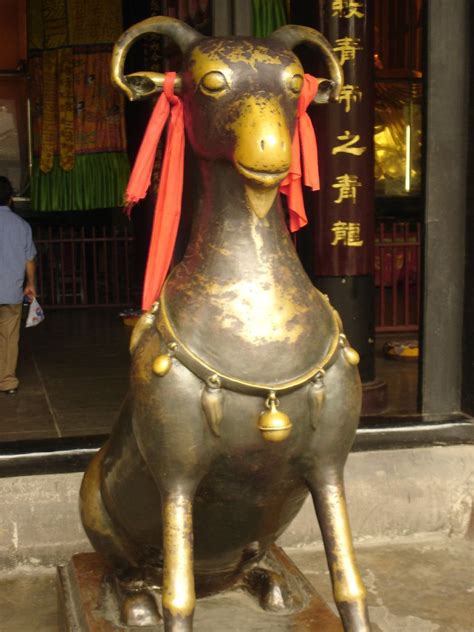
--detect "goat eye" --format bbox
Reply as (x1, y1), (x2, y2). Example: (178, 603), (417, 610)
(200, 71), (229, 94)
(289, 74), (303, 95)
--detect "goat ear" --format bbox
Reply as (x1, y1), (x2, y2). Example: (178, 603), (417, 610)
(270, 25), (343, 103)
(121, 72), (183, 102)
(111, 16), (201, 101)
(314, 79), (335, 104)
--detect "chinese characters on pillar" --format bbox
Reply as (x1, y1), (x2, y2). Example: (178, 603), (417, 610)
(332, 131), (367, 157)
(330, 221), (364, 246)
(310, 0), (373, 276)
(329, 0), (368, 252)
(333, 37), (363, 65)
(332, 174), (362, 204)
(339, 85), (363, 113)
(331, 0), (365, 19)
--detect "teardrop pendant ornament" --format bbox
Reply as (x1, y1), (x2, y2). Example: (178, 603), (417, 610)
(344, 346), (360, 366)
(129, 303), (159, 355)
(308, 369), (325, 431)
(202, 374), (224, 437)
(339, 334), (360, 366)
(152, 342), (178, 377)
(258, 392), (292, 443)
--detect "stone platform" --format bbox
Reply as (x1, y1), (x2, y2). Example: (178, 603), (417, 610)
(57, 550), (342, 631)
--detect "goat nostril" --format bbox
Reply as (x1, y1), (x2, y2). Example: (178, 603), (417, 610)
(260, 140), (265, 151)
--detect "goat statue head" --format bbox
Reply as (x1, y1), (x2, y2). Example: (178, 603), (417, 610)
(112, 17), (343, 218)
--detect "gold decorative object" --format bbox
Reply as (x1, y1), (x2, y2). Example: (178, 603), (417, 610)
(258, 392), (293, 442)
(308, 369), (326, 430)
(201, 375), (224, 436)
(343, 346), (360, 366)
(339, 333), (360, 366)
(152, 342), (177, 377)
(152, 353), (172, 377)
(79, 17), (370, 632)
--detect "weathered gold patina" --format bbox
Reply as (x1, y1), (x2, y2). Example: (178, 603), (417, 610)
(80, 16), (371, 632)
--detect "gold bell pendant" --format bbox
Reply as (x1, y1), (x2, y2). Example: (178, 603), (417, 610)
(152, 342), (178, 377)
(258, 392), (292, 443)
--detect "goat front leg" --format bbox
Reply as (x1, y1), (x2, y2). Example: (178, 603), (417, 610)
(161, 488), (196, 632)
(306, 467), (371, 632)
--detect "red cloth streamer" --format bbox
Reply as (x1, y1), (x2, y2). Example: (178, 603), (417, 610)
(279, 74), (320, 233)
(125, 72), (184, 311)
(125, 72), (319, 310)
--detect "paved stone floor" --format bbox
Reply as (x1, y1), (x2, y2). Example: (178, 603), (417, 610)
(0, 535), (472, 631)
(0, 309), (419, 443)
(0, 309), (129, 442)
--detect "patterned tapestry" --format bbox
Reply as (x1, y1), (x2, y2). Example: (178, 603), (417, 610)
(28, 0), (129, 211)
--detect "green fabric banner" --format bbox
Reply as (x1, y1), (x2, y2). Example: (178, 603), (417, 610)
(252, 0), (287, 37)
(31, 153), (130, 212)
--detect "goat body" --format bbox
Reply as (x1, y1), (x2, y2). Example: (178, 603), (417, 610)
(80, 17), (371, 632)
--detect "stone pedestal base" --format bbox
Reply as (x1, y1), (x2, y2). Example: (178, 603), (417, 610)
(57, 549), (342, 631)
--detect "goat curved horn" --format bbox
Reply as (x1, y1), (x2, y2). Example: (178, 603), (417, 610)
(271, 25), (343, 102)
(111, 16), (202, 101)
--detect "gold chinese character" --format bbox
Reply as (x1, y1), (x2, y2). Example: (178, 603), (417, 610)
(332, 130), (367, 156)
(346, 222), (364, 246)
(338, 84), (362, 113)
(332, 174), (362, 204)
(331, 221), (364, 246)
(332, 0), (365, 18)
(333, 37), (363, 65)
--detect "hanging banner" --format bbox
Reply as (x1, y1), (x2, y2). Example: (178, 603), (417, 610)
(311, 0), (374, 277)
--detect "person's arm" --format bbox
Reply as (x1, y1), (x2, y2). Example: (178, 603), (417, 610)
(24, 258), (37, 301)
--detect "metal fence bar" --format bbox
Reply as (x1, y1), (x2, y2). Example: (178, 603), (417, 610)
(32, 225), (135, 308)
(33, 222), (421, 327)
(379, 222), (386, 328)
(81, 226), (88, 304)
(112, 226), (119, 304)
(416, 222), (422, 326)
(47, 226), (55, 306)
(36, 226), (45, 300)
(404, 222), (410, 326)
(375, 220), (421, 334)
(92, 226), (98, 306)
(59, 227), (66, 305)
(69, 226), (75, 305)
(124, 227), (131, 305)
(102, 226), (109, 305)
(391, 223), (398, 327)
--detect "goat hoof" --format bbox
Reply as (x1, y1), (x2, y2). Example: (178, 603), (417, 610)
(121, 592), (162, 627)
(243, 568), (303, 613)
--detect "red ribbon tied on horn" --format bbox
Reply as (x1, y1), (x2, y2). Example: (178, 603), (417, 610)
(124, 72), (184, 312)
(125, 72), (320, 311)
(279, 74), (320, 232)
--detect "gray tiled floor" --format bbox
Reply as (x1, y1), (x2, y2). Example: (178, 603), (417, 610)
(0, 309), (130, 442)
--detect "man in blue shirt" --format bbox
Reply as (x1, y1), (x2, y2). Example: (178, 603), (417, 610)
(0, 177), (37, 395)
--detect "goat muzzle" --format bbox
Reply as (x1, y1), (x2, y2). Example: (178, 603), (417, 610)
(229, 95), (292, 218)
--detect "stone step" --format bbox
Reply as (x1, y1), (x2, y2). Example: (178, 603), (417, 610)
(1, 445), (472, 568)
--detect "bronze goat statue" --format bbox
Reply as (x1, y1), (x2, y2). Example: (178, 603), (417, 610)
(80, 16), (371, 631)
